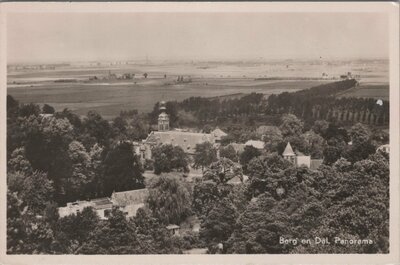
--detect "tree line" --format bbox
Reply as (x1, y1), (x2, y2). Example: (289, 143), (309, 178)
(6, 90), (389, 254)
(148, 80), (389, 132)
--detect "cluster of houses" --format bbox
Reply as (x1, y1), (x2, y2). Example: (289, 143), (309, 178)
(58, 101), (389, 227)
(88, 71), (136, 81)
(133, 101), (323, 169)
(58, 102), (325, 219)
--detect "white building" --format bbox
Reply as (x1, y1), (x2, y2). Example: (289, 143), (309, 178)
(58, 197), (113, 220)
(58, 188), (149, 220)
(282, 142), (311, 168)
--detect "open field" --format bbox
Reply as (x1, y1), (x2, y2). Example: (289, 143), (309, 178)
(336, 84), (389, 100)
(8, 60), (389, 119)
(8, 77), (329, 119)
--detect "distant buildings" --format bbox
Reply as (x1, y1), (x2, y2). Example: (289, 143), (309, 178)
(340, 72), (353, 80)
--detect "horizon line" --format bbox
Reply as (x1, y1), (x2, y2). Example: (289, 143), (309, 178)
(7, 56), (389, 66)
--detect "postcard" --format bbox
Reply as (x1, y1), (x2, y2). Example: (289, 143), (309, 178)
(0, 2), (399, 265)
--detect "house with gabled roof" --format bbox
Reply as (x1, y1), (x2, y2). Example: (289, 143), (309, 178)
(282, 142), (324, 169)
(282, 142), (312, 168)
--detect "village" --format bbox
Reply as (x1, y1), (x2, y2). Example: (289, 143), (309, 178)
(56, 99), (383, 241)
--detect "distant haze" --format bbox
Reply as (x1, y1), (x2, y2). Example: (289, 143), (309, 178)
(7, 12), (388, 64)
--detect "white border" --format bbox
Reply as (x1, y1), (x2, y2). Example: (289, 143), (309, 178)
(0, 2), (399, 265)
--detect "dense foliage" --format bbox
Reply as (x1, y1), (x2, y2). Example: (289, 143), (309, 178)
(7, 78), (390, 254)
(149, 80), (389, 136)
(152, 144), (189, 174)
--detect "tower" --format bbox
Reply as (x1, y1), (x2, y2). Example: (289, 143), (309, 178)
(158, 101), (169, 131)
(282, 142), (296, 164)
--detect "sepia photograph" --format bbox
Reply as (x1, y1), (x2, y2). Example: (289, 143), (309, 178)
(1, 2), (399, 264)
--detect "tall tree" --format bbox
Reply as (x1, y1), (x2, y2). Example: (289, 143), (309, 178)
(102, 142), (145, 195)
(261, 126), (284, 153)
(239, 146), (262, 173)
(344, 123), (375, 163)
(8, 147), (33, 174)
(147, 175), (192, 225)
(312, 120), (329, 136)
(152, 144), (189, 175)
(193, 142), (218, 170)
(200, 198), (238, 252)
(19, 103), (41, 118)
(82, 111), (112, 147)
(279, 114), (304, 138)
(301, 130), (327, 158)
(42, 104), (55, 114)
(203, 158), (243, 184)
(66, 141), (94, 200)
(219, 145), (239, 162)
(78, 208), (137, 254)
(192, 180), (233, 217)
(8, 170), (55, 214)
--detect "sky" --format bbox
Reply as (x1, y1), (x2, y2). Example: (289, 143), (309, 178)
(7, 12), (389, 63)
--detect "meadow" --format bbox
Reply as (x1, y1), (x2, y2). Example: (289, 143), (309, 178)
(8, 76), (328, 119)
(336, 84), (389, 101)
(7, 59), (389, 119)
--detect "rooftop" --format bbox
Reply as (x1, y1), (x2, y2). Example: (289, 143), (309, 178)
(146, 131), (215, 154)
(227, 175), (242, 185)
(282, 142), (295, 156)
(211, 128), (227, 140)
(91, 197), (113, 209)
(111, 188), (149, 207)
(245, 140), (265, 150)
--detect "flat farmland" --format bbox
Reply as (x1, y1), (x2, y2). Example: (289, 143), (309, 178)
(8, 60), (389, 119)
(336, 84), (389, 101)
(8, 77), (328, 119)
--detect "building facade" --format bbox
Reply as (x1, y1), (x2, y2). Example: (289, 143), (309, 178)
(282, 142), (323, 170)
